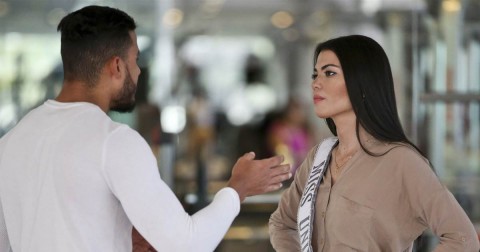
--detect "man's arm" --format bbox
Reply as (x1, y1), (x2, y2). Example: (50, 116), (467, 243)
(0, 138), (12, 252)
(227, 151), (291, 202)
(104, 127), (291, 252)
(0, 197), (11, 252)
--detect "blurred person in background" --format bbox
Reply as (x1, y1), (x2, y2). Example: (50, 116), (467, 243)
(269, 35), (479, 252)
(267, 97), (314, 177)
(0, 5), (292, 252)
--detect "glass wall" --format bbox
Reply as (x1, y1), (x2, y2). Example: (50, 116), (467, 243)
(417, 1), (480, 247)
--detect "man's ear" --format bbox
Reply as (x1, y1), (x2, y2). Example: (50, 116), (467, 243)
(107, 56), (123, 80)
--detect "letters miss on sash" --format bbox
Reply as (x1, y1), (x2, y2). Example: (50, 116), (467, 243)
(300, 161), (324, 207)
(297, 137), (337, 252)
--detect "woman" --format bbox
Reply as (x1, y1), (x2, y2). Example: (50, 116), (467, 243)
(269, 35), (479, 252)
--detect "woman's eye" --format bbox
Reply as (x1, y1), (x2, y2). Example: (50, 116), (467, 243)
(325, 71), (336, 77)
(311, 73), (318, 80)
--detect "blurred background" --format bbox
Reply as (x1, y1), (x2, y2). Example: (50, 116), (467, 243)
(0, 0), (479, 251)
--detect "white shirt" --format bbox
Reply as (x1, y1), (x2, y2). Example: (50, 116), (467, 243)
(0, 100), (240, 252)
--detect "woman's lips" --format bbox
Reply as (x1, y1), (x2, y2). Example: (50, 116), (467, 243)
(313, 95), (325, 104)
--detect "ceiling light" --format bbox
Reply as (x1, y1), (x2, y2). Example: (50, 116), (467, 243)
(162, 8), (184, 29)
(271, 11), (294, 29)
(442, 0), (461, 12)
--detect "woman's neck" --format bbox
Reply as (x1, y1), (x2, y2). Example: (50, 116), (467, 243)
(333, 114), (359, 154)
(333, 115), (375, 155)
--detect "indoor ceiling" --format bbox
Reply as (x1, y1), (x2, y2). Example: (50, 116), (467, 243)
(3, 0), (480, 47)
(0, 0), (431, 36)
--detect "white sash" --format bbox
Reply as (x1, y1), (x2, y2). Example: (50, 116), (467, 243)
(297, 137), (337, 252)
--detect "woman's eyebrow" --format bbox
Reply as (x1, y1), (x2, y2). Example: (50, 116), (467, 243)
(321, 64), (340, 70)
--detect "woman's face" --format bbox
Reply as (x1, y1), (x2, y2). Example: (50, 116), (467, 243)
(311, 50), (353, 120)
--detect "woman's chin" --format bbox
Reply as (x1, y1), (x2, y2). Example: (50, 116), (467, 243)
(315, 111), (330, 119)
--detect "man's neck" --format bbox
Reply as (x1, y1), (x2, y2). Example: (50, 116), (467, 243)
(55, 81), (109, 113)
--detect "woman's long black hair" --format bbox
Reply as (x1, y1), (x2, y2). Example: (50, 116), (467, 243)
(314, 35), (425, 157)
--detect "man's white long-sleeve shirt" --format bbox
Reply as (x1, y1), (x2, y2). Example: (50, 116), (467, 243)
(0, 100), (240, 252)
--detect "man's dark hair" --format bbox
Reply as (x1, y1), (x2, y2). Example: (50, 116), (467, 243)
(57, 5), (136, 86)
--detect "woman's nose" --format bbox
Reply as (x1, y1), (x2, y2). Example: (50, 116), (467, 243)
(311, 78), (321, 90)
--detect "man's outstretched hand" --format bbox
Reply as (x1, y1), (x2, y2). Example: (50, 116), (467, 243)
(227, 152), (291, 202)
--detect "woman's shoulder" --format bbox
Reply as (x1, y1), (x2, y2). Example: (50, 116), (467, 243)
(377, 142), (434, 175)
(381, 142), (426, 160)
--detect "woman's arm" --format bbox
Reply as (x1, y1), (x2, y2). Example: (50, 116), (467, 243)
(401, 148), (480, 251)
(269, 147), (316, 252)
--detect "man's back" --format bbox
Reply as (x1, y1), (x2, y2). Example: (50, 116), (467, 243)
(0, 100), (132, 251)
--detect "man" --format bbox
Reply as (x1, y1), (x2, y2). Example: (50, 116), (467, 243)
(0, 5), (291, 252)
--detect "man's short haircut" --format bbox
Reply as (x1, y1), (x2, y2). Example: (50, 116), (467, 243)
(57, 5), (136, 87)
